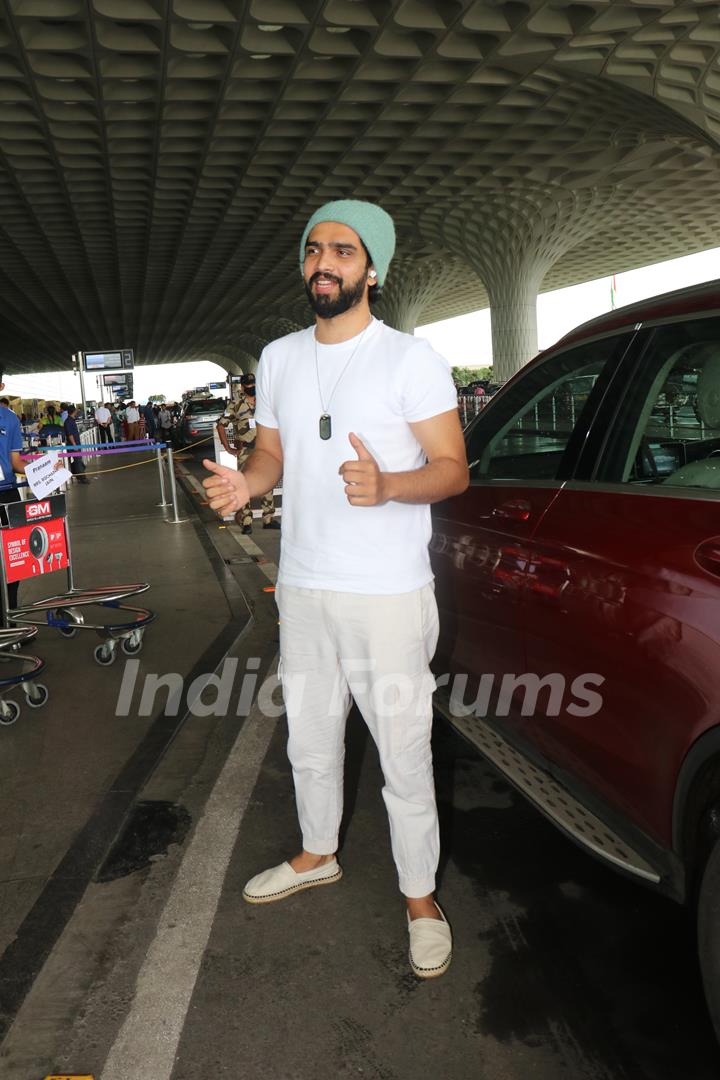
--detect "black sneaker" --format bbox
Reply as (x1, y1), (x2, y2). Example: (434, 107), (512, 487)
(263, 520), (281, 530)
(241, 524), (252, 535)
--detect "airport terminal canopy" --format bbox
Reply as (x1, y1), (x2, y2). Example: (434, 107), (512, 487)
(1, 0), (720, 381)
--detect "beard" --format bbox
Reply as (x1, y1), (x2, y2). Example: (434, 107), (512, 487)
(305, 270), (367, 319)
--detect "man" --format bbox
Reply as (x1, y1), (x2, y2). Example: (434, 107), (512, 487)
(203, 200), (467, 979)
(141, 401), (156, 441)
(94, 402), (113, 443)
(216, 374), (279, 535)
(158, 404), (173, 441)
(0, 372), (27, 619)
(63, 405), (89, 484)
(125, 401), (140, 441)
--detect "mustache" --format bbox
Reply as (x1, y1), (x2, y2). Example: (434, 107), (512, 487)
(309, 271), (342, 287)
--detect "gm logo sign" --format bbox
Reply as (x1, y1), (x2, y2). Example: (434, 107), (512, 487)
(27, 501), (51, 518)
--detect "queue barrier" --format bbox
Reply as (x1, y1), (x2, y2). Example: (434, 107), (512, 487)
(0, 494), (155, 684)
(23, 438), (190, 525)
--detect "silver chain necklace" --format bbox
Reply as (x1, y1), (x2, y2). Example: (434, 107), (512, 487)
(315, 320), (372, 440)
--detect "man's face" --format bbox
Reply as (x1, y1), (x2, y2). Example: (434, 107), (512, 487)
(303, 221), (370, 319)
(243, 382), (255, 398)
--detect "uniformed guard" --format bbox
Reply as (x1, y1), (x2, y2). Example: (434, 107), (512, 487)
(216, 373), (279, 534)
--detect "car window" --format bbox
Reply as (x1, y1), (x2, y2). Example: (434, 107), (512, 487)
(185, 398), (225, 415)
(466, 334), (633, 482)
(596, 315), (720, 494)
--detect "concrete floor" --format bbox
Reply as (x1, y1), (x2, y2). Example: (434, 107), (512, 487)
(0, 449), (718, 1079)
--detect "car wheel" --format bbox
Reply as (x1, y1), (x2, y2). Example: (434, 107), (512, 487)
(697, 835), (720, 1041)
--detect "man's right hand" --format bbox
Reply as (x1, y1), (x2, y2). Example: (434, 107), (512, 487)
(202, 459), (250, 515)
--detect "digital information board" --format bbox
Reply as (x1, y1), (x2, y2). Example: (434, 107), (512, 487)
(82, 349), (134, 372)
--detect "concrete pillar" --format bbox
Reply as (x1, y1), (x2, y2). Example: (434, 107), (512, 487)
(418, 187), (609, 382)
(484, 262), (545, 383)
(377, 255), (472, 334)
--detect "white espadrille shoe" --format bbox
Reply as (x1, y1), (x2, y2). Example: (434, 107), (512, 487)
(407, 902), (452, 978)
(242, 859), (342, 904)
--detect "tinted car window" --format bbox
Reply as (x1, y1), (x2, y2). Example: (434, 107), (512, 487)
(596, 315), (720, 493)
(466, 334), (634, 482)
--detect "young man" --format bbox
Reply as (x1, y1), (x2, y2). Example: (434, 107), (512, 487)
(203, 200), (468, 978)
(216, 373), (278, 534)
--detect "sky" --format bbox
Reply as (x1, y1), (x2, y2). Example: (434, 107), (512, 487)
(5, 244), (720, 404)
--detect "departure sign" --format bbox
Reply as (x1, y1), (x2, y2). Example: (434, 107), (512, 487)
(82, 349), (133, 371)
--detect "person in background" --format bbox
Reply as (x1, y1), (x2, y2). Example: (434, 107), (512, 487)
(63, 405), (89, 485)
(39, 403), (60, 429)
(141, 401), (156, 441)
(111, 401), (122, 441)
(60, 402), (69, 424)
(216, 373), (278, 535)
(94, 401), (113, 443)
(0, 371), (28, 620)
(158, 403), (173, 442)
(125, 401), (140, 441)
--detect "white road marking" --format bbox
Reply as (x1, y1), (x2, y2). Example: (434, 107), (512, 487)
(226, 523), (278, 584)
(175, 462), (279, 583)
(101, 691), (278, 1080)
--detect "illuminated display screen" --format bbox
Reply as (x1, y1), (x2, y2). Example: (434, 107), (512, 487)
(83, 349), (133, 371)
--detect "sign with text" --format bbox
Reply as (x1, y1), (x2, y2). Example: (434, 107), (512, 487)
(25, 450), (72, 499)
(1, 517), (68, 583)
(3, 494), (66, 528)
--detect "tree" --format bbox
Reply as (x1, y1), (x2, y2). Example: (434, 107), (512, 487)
(147, 393), (166, 402)
(451, 365), (493, 385)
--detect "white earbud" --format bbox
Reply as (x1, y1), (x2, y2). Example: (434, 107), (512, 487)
(369, 270), (377, 278)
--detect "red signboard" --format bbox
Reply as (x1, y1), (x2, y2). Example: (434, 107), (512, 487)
(1, 517), (69, 583)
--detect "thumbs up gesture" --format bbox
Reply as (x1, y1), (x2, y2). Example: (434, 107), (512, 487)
(338, 433), (387, 506)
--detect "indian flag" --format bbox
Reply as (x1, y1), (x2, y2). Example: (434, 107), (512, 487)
(610, 274), (617, 310)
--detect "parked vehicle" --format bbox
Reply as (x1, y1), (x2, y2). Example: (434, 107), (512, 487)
(173, 396), (226, 450)
(431, 278), (720, 1039)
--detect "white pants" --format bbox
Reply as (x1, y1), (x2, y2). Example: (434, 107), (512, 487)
(276, 584), (440, 898)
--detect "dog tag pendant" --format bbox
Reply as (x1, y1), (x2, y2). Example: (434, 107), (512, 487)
(319, 413), (332, 440)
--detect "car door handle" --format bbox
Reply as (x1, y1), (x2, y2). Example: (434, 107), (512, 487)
(695, 540), (720, 577)
(492, 499), (531, 522)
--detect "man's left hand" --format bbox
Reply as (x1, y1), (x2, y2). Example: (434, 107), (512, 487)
(339, 433), (388, 506)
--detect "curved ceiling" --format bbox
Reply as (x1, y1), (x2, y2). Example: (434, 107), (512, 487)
(1, 0), (720, 372)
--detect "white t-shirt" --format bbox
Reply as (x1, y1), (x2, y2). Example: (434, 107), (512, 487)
(95, 407), (111, 426)
(255, 318), (458, 594)
(125, 407), (140, 423)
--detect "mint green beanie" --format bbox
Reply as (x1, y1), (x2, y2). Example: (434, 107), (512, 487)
(299, 199), (396, 287)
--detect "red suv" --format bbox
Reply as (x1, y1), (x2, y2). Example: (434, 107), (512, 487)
(431, 279), (720, 1038)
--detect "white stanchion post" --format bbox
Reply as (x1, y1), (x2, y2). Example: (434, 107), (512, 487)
(165, 446), (188, 525)
(156, 445), (171, 507)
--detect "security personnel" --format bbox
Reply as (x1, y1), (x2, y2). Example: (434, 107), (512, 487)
(216, 373), (279, 534)
(0, 372), (27, 616)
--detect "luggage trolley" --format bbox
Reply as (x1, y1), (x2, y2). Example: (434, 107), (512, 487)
(0, 494), (155, 667)
(0, 625), (49, 725)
